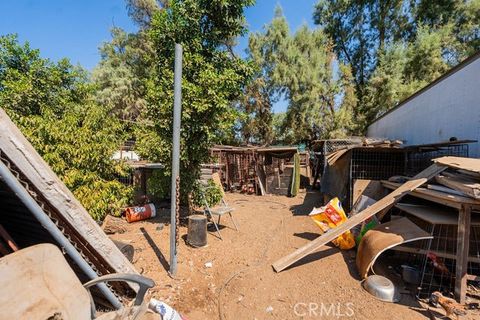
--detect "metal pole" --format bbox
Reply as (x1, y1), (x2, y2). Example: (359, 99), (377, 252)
(169, 43), (182, 275)
(0, 161), (122, 309)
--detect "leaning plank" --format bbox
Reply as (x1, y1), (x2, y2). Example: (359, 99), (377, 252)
(436, 173), (480, 200)
(0, 109), (137, 278)
(272, 163), (446, 272)
(434, 156), (480, 173)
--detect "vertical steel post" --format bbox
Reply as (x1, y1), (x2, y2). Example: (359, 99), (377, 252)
(169, 44), (182, 275)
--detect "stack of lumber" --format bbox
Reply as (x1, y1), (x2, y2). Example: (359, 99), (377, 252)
(433, 159), (480, 200)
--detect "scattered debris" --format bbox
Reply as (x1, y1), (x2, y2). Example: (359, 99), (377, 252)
(149, 298), (187, 320)
(112, 240), (134, 262)
(272, 163), (446, 272)
(101, 214), (128, 234)
(309, 197), (355, 250)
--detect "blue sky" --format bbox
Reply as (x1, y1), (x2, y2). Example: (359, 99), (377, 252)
(0, 0), (319, 111)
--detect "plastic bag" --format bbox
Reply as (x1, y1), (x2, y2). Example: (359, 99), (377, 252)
(350, 195), (379, 245)
(309, 197), (355, 250)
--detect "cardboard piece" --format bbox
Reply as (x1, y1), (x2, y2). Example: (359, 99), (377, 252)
(356, 217), (432, 279)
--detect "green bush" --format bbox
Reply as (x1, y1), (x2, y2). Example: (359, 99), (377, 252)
(191, 180), (223, 208)
(0, 35), (133, 221)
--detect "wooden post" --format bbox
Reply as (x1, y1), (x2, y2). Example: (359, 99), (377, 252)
(455, 204), (471, 303)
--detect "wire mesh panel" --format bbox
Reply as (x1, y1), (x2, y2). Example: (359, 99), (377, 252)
(312, 138), (363, 185)
(406, 144), (469, 176)
(417, 224), (480, 299)
(350, 148), (407, 180)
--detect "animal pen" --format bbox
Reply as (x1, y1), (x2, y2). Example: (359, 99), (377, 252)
(318, 139), (474, 211)
(209, 145), (302, 196)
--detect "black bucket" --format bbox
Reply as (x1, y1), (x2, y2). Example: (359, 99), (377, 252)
(187, 214), (207, 247)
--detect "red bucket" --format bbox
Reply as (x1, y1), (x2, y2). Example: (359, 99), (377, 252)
(125, 203), (156, 223)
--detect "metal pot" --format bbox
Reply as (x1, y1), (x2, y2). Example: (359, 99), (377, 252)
(362, 275), (400, 303)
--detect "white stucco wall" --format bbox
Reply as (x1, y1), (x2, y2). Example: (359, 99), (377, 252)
(367, 56), (480, 157)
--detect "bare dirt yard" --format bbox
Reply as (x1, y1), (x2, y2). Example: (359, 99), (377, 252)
(110, 190), (479, 319)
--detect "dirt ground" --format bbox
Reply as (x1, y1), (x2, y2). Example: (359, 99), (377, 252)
(110, 190), (480, 319)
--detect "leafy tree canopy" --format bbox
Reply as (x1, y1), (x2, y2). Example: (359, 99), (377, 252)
(134, 0), (254, 200)
(0, 34), (132, 220)
(242, 7), (359, 144)
(314, 0), (479, 126)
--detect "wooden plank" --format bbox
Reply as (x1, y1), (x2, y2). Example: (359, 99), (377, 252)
(467, 274), (480, 281)
(434, 156), (480, 173)
(427, 184), (468, 197)
(455, 205), (471, 303)
(396, 203), (480, 225)
(436, 173), (480, 200)
(353, 179), (371, 205)
(0, 108), (137, 278)
(391, 245), (480, 264)
(382, 181), (480, 208)
(272, 164), (446, 273)
(457, 169), (480, 179)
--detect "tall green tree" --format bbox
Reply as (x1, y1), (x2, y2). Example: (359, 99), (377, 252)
(134, 0), (254, 200)
(363, 23), (456, 123)
(93, 1), (170, 122)
(93, 27), (152, 121)
(314, 0), (479, 127)
(313, 0), (411, 96)
(245, 8), (358, 144)
(0, 35), (132, 221)
(238, 76), (274, 145)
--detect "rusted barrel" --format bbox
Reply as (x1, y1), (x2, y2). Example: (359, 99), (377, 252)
(187, 215), (207, 247)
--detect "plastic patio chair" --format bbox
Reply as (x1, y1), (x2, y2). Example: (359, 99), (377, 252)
(202, 172), (238, 239)
(0, 243), (157, 320)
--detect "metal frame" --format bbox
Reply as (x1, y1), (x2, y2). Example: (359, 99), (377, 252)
(0, 159), (122, 308)
(202, 187), (238, 240)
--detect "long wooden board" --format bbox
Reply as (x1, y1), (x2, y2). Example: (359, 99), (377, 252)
(272, 164), (447, 272)
(434, 156), (480, 173)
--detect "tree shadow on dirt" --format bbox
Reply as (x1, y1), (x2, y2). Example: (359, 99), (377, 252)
(290, 189), (324, 216)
